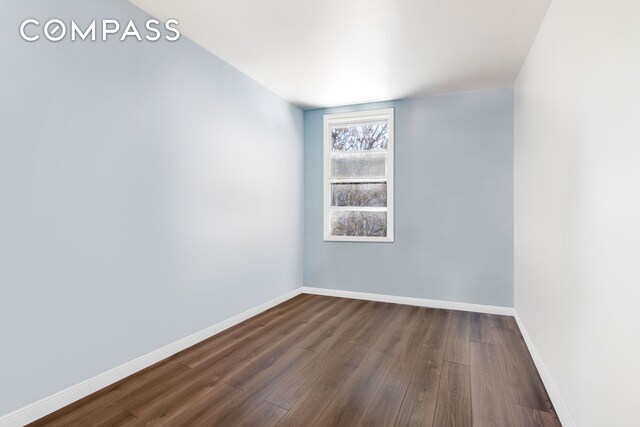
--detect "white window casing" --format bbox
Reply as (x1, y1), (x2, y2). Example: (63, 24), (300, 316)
(323, 108), (394, 242)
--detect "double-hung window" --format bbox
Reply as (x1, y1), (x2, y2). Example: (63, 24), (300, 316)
(323, 108), (394, 242)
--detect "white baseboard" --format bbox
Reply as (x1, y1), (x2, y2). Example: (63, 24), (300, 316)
(301, 286), (514, 316)
(302, 287), (574, 423)
(514, 312), (575, 427)
(0, 288), (302, 427)
(0, 286), (539, 427)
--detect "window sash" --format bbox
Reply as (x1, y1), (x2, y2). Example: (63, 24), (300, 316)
(328, 206), (388, 212)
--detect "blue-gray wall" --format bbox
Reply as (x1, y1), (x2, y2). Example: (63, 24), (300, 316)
(0, 0), (303, 415)
(304, 89), (514, 307)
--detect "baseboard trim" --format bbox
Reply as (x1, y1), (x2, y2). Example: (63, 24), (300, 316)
(0, 288), (302, 427)
(514, 312), (575, 427)
(301, 286), (514, 316)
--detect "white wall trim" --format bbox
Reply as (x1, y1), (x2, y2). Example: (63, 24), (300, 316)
(301, 286), (514, 315)
(514, 312), (576, 427)
(323, 108), (395, 243)
(0, 288), (302, 427)
(9, 286), (582, 427)
(303, 286), (575, 423)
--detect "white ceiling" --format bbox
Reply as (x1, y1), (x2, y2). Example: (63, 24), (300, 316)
(129, 0), (551, 109)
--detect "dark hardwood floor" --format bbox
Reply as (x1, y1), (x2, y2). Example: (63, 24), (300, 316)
(30, 294), (561, 426)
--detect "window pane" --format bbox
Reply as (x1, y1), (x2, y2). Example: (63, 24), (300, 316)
(330, 210), (387, 237)
(331, 154), (386, 178)
(331, 122), (388, 151)
(331, 183), (387, 207)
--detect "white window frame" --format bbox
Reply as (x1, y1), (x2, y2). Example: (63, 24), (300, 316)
(323, 108), (394, 242)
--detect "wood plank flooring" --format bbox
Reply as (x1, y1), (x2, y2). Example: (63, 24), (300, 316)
(30, 295), (561, 426)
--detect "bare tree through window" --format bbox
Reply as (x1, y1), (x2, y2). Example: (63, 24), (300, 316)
(331, 123), (388, 151)
(331, 183), (387, 207)
(331, 211), (387, 237)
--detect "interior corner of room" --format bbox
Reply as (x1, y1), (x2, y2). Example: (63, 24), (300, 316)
(1, 0), (639, 426)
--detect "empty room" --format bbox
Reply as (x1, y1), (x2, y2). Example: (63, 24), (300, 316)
(1, 0), (638, 426)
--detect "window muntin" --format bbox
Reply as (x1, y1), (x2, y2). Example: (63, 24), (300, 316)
(324, 109), (394, 242)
